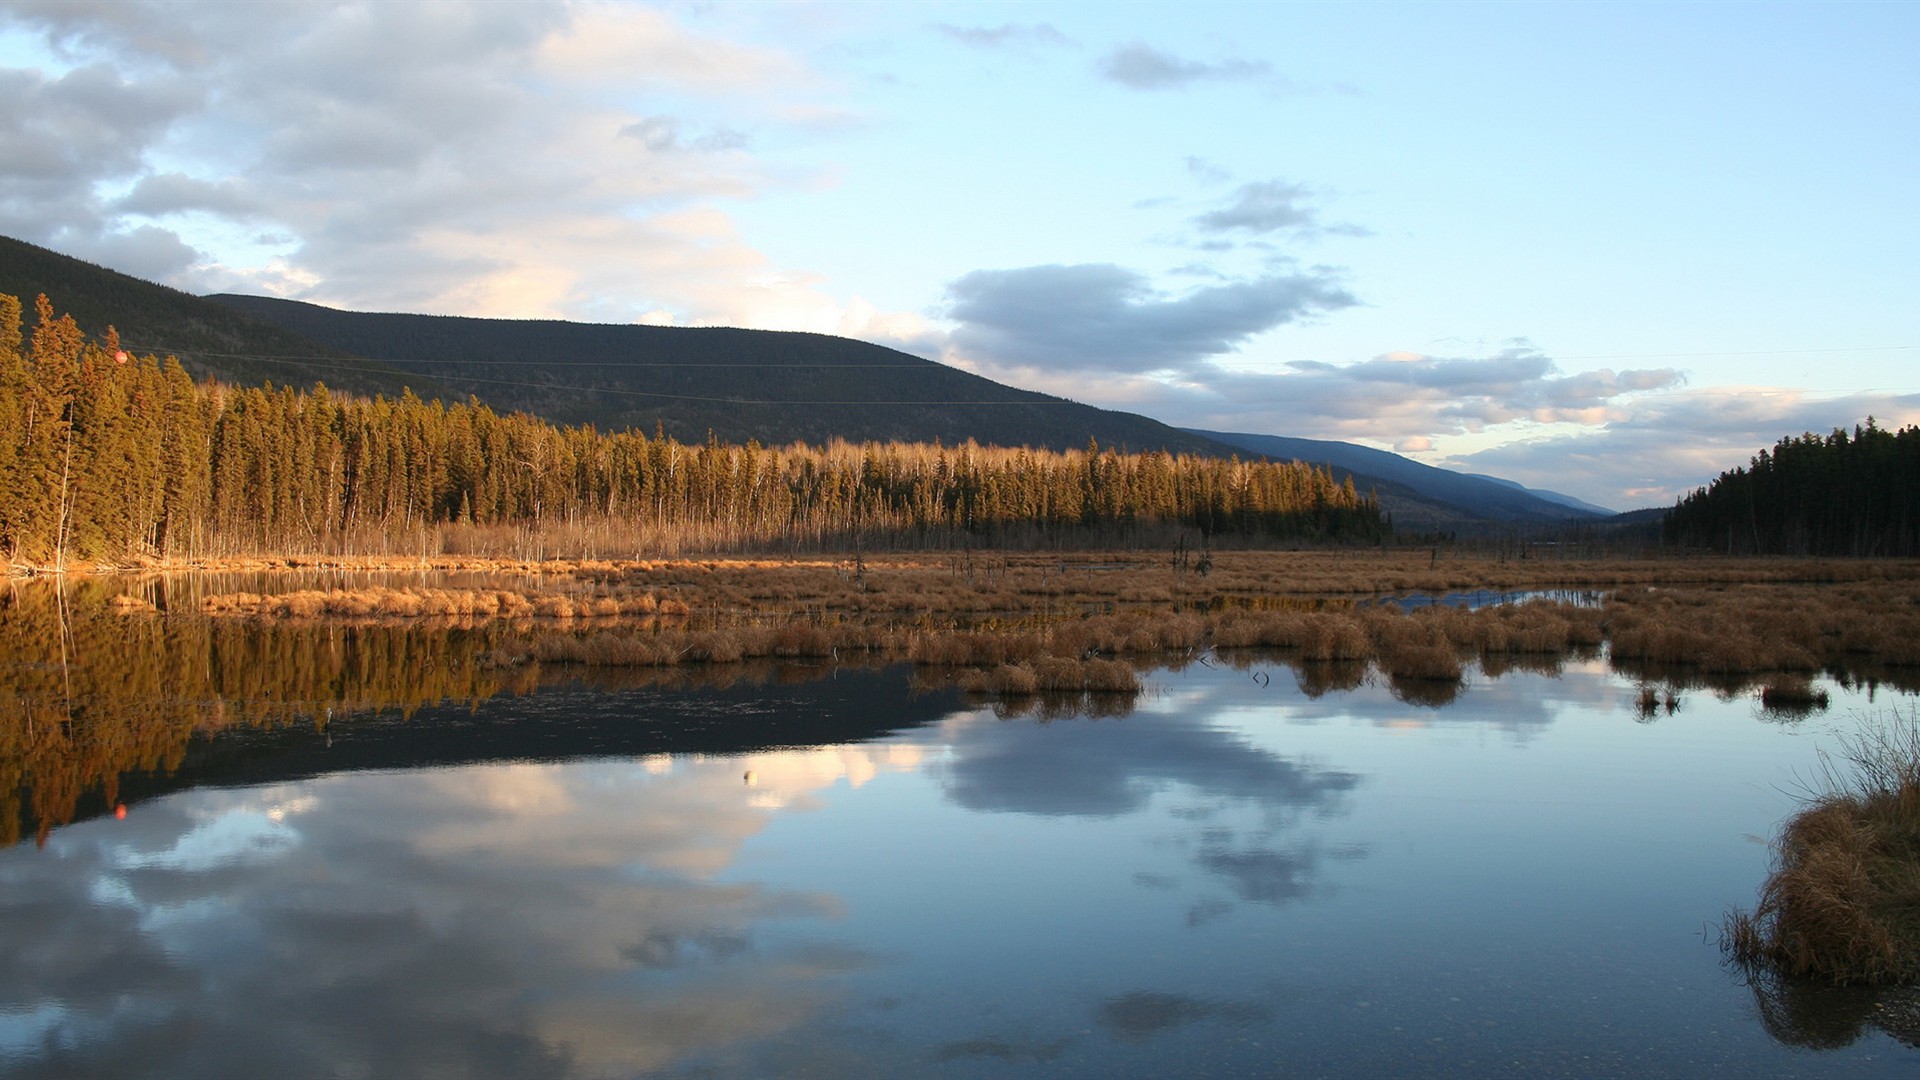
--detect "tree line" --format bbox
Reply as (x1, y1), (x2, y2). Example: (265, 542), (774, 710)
(0, 293), (1385, 567)
(1664, 420), (1920, 556)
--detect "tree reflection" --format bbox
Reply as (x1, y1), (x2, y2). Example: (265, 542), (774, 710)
(1, 580), (521, 845)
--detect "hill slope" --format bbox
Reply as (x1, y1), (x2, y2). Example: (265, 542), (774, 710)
(0, 235), (434, 398)
(1188, 429), (1610, 527)
(208, 294), (1234, 455)
(2, 233), (1630, 528)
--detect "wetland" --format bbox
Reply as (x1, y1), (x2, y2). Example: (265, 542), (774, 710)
(6, 552), (1920, 1077)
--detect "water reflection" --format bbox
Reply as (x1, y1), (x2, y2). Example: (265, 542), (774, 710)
(0, 749), (915, 1079)
(7, 581), (1920, 1075)
(1743, 972), (1920, 1051)
(932, 707), (1357, 819)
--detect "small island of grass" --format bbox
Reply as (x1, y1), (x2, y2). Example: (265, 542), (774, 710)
(1727, 711), (1920, 986)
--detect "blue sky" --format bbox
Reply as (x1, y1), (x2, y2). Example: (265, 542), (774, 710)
(2, 1), (1915, 509)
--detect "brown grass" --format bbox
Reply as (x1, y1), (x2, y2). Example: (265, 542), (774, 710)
(175, 554), (1920, 703)
(106, 594), (157, 615)
(160, 550), (1920, 614)
(956, 658), (1142, 696)
(1760, 677), (1833, 718)
(201, 586), (677, 622)
(1726, 710), (1920, 985)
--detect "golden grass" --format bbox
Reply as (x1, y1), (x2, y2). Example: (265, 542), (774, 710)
(1727, 710), (1920, 985)
(176, 552), (1920, 704)
(956, 658), (1143, 696)
(201, 586), (680, 621)
(140, 548), (1920, 594)
(1760, 677), (1834, 719)
(106, 594), (157, 615)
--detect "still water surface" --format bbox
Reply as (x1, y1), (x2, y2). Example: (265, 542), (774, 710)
(2, 603), (1918, 1077)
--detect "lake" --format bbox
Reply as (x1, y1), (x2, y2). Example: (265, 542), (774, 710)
(2, 582), (1918, 1078)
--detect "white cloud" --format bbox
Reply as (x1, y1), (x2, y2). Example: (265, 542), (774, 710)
(945, 262), (1355, 374)
(1096, 42), (1279, 91)
(0, 0), (903, 333)
(932, 22), (1074, 51)
(535, 1), (813, 97)
(1444, 390), (1920, 508)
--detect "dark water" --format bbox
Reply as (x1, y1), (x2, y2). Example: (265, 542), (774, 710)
(3, 585), (1919, 1077)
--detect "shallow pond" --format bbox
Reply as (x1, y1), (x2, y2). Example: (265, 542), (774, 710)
(2, 590), (1918, 1077)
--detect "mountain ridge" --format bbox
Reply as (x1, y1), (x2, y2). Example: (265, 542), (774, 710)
(1, 232), (1639, 528)
(1186, 428), (1616, 528)
(0, 234), (437, 399)
(205, 293), (1237, 456)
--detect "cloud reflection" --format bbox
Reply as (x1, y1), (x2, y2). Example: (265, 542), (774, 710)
(0, 741), (922, 1079)
(932, 710), (1358, 818)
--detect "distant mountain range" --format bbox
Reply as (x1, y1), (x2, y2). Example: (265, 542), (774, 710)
(1, 232), (1646, 529)
(1189, 430), (1617, 527)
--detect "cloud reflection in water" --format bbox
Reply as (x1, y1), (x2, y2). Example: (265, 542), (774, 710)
(0, 747), (921, 1079)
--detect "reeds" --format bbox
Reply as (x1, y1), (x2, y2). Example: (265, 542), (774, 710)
(1759, 677), (1833, 720)
(174, 552), (1920, 703)
(1725, 709), (1920, 985)
(106, 594), (157, 615)
(955, 658), (1142, 695)
(202, 586), (678, 621)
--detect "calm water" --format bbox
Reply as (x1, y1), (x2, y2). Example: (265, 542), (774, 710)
(3, 589), (1918, 1077)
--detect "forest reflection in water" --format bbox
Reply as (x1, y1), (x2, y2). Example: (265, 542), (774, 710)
(5, 578), (1920, 1076)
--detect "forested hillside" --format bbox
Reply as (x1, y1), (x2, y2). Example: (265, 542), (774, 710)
(0, 293), (1383, 568)
(1189, 427), (1611, 526)
(0, 235), (433, 399)
(208, 294), (1234, 454)
(1664, 421), (1920, 555)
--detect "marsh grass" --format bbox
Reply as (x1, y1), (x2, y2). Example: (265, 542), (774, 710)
(1632, 684), (1684, 722)
(1759, 677), (1833, 721)
(201, 586), (684, 621)
(185, 553), (1920, 706)
(1726, 708), (1920, 985)
(955, 658), (1142, 696)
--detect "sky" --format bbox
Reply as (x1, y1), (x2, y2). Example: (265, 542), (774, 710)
(1, 0), (1915, 510)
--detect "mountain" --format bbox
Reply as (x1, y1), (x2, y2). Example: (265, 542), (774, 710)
(206, 294), (1235, 455)
(0, 235), (436, 399)
(1462, 474), (1616, 517)
(3, 232), (1631, 527)
(1187, 429), (1610, 528)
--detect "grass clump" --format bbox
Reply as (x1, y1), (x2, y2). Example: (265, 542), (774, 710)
(1726, 709), (1920, 985)
(956, 658), (1142, 696)
(1759, 676), (1833, 721)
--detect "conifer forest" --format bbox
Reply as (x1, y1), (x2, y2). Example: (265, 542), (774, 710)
(1664, 421), (1920, 556)
(0, 293), (1384, 568)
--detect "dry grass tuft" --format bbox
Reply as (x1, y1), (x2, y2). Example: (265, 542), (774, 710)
(107, 594), (157, 615)
(1365, 610), (1465, 685)
(1726, 710), (1920, 985)
(201, 586), (675, 622)
(180, 554), (1920, 709)
(1760, 677), (1834, 719)
(956, 658), (1142, 696)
